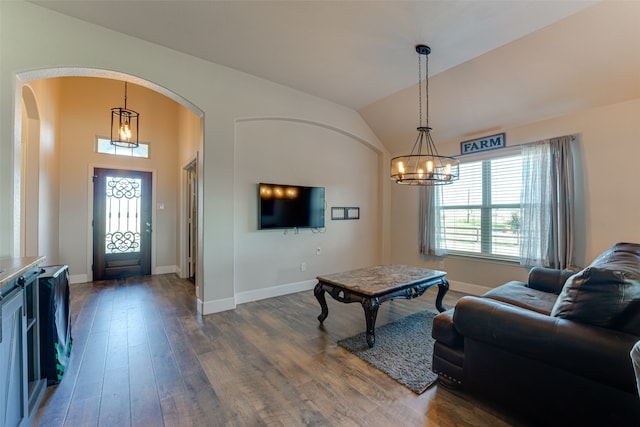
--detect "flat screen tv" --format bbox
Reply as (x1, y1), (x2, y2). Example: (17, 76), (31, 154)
(258, 183), (325, 230)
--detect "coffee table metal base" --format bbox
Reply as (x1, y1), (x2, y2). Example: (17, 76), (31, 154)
(314, 268), (448, 347)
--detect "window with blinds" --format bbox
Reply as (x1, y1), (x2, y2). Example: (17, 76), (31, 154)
(438, 153), (522, 259)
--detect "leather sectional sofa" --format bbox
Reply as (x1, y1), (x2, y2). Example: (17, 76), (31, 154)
(432, 242), (640, 425)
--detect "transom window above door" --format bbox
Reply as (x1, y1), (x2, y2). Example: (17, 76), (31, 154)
(96, 137), (149, 158)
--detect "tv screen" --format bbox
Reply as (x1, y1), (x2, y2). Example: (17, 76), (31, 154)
(258, 183), (325, 229)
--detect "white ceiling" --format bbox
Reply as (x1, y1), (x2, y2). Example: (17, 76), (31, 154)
(30, 1), (640, 154)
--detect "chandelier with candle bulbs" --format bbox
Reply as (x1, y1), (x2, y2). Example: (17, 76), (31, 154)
(390, 45), (459, 185)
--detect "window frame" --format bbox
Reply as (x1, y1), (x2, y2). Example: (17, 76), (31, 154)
(437, 146), (522, 262)
(95, 136), (150, 159)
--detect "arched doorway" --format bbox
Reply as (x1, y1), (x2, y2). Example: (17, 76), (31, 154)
(14, 69), (204, 294)
(20, 85), (41, 258)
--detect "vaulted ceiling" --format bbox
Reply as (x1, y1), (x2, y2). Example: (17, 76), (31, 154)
(30, 1), (640, 154)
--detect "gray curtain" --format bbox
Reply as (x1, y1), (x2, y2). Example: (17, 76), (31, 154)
(520, 135), (575, 269)
(418, 185), (446, 256)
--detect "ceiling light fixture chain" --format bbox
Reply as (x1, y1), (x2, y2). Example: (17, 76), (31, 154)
(124, 81), (128, 109)
(390, 44), (459, 186)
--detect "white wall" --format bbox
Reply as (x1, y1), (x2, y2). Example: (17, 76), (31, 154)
(20, 78), (62, 265)
(234, 118), (382, 302)
(390, 98), (640, 291)
(0, 1), (388, 313)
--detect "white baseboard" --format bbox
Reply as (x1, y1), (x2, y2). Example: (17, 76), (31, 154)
(235, 279), (317, 305)
(199, 279), (491, 315)
(69, 272), (490, 315)
(448, 280), (492, 296)
(155, 265), (178, 275)
(69, 274), (89, 285)
(69, 266), (178, 285)
(198, 279), (317, 315)
(199, 296), (236, 315)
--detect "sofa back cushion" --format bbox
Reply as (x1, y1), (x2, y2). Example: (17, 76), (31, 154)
(551, 242), (640, 334)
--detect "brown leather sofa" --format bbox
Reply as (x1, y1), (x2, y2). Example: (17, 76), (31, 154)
(432, 242), (640, 425)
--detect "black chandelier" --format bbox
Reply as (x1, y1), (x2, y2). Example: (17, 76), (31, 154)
(390, 45), (459, 185)
(110, 82), (139, 148)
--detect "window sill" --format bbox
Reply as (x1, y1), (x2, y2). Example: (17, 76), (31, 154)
(445, 251), (520, 265)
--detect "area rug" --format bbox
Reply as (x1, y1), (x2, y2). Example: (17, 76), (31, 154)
(337, 310), (439, 394)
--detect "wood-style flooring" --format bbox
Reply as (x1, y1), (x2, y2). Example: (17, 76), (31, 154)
(34, 273), (525, 426)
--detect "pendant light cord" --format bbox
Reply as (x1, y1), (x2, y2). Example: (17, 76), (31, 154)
(417, 49), (429, 129)
(425, 51), (429, 129)
(418, 52), (422, 128)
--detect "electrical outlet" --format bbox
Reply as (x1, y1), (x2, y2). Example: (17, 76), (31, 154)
(316, 247), (321, 255)
(300, 262), (307, 272)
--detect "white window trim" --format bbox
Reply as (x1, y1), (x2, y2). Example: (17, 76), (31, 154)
(95, 135), (150, 159)
(439, 146), (523, 261)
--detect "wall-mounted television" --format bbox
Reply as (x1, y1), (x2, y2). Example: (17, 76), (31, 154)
(258, 183), (325, 230)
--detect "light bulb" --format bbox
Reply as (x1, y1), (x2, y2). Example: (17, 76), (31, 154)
(426, 160), (434, 173)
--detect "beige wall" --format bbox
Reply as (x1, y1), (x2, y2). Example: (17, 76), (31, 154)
(234, 119), (382, 300)
(4, 1), (636, 309)
(177, 105), (203, 286)
(390, 98), (640, 291)
(54, 77), (182, 279)
(20, 78), (62, 265)
(0, 1), (388, 313)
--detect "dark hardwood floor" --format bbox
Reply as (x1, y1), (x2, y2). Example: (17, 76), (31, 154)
(34, 273), (524, 426)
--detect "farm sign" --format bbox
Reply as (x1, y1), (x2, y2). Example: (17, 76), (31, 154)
(460, 133), (506, 155)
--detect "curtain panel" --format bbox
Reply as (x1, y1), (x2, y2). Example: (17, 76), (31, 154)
(520, 135), (575, 269)
(418, 185), (446, 257)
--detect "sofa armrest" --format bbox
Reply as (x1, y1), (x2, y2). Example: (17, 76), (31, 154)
(454, 296), (639, 393)
(527, 266), (574, 294)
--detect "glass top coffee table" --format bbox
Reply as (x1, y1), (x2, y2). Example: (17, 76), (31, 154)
(314, 264), (448, 347)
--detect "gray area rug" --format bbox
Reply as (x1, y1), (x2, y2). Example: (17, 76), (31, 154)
(337, 310), (439, 394)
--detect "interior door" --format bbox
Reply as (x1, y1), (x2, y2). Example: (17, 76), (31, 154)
(93, 168), (152, 280)
(185, 160), (197, 281)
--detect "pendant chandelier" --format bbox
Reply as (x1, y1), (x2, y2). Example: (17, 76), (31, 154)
(390, 45), (459, 185)
(110, 82), (139, 148)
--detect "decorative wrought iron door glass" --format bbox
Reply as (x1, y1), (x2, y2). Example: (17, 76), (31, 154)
(92, 168), (152, 280)
(105, 176), (142, 254)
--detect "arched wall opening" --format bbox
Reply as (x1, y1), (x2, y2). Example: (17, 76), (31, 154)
(20, 85), (41, 258)
(13, 68), (205, 302)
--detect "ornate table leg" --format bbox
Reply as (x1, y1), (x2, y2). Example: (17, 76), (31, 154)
(314, 282), (329, 323)
(362, 297), (381, 347)
(435, 278), (449, 312)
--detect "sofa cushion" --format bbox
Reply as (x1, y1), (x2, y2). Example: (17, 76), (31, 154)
(551, 242), (640, 331)
(527, 267), (575, 294)
(483, 281), (558, 315)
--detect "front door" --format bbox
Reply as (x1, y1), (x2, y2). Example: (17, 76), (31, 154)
(93, 168), (152, 280)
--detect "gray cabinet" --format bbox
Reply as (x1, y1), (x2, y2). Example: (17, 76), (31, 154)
(0, 286), (27, 426)
(23, 268), (47, 421)
(0, 262), (46, 427)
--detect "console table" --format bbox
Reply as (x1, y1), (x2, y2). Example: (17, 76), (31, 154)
(314, 265), (448, 347)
